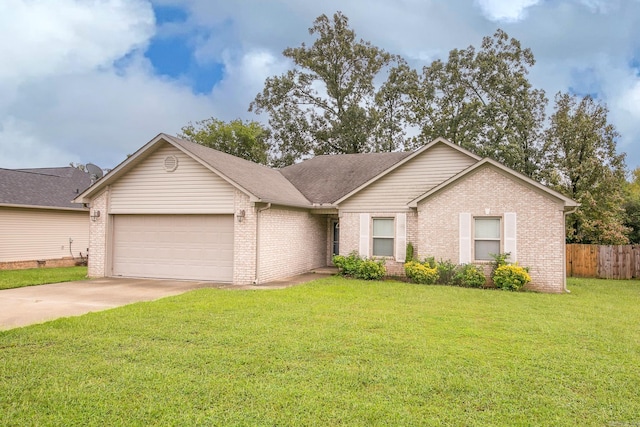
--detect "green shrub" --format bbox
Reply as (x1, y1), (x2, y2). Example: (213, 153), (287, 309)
(406, 242), (414, 262)
(423, 256), (436, 269)
(453, 264), (486, 288)
(333, 252), (386, 280)
(490, 252), (511, 276)
(404, 261), (439, 285)
(435, 259), (457, 285)
(357, 259), (386, 280)
(493, 264), (531, 291)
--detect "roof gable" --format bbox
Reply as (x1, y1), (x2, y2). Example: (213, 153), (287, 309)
(0, 167), (90, 210)
(333, 137), (481, 206)
(409, 158), (579, 209)
(75, 134), (311, 207)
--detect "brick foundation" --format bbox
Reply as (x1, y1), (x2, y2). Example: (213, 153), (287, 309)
(0, 257), (85, 271)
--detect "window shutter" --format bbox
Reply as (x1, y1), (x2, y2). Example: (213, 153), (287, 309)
(459, 213), (471, 264)
(504, 212), (517, 262)
(359, 213), (370, 258)
(395, 213), (407, 262)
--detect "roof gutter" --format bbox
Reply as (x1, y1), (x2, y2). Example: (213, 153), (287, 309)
(0, 203), (88, 212)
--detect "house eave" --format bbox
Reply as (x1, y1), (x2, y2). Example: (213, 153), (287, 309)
(0, 203), (89, 212)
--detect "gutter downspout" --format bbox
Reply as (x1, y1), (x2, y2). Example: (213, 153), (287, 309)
(254, 203), (271, 284)
(563, 206), (579, 293)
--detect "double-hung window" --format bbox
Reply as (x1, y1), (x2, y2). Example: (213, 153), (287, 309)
(372, 218), (394, 257)
(474, 218), (500, 261)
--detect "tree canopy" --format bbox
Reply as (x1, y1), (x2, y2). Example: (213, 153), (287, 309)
(179, 118), (271, 165)
(249, 12), (409, 166)
(543, 93), (628, 244)
(408, 29), (547, 179)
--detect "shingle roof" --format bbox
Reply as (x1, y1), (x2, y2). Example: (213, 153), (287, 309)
(164, 135), (312, 207)
(280, 151), (412, 204)
(0, 167), (91, 209)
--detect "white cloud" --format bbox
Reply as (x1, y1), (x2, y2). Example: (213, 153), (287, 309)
(474, 0), (541, 22)
(0, 0), (154, 84)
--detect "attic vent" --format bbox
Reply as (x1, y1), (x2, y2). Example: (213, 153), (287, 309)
(164, 155), (178, 172)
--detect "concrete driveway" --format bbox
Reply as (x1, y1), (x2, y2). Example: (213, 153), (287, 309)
(0, 270), (335, 331)
(0, 278), (220, 330)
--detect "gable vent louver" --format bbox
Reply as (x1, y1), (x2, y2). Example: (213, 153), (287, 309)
(164, 155), (178, 172)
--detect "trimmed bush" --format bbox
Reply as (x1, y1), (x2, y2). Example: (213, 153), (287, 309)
(453, 264), (486, 288)
(404, 261), (439, 285)
(493, 264), (531, 291)
(333, 252), (386, 280)
(357, 259), (386, 280)
(436, 259), (457, 285)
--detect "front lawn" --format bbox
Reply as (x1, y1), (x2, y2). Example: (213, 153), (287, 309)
(0, 266), (88, 290)
(0, 277), (638, 425)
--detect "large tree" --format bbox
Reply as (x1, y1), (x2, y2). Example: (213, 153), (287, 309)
(623, 167), (640, 244)
(543, 92), (628, 244)
(250, 12), (409, 166)
(179, 118), (271, 165)
(408, 29), (547, 178)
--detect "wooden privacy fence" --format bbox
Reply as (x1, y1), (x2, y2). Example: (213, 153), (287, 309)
(566, 244), (640, 279)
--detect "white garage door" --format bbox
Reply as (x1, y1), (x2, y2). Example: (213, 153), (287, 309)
(112, 215), (233, 281)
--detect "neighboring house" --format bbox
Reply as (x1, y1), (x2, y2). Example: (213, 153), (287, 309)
(0, 167), (91, 269)
(74, 133), (578, 292)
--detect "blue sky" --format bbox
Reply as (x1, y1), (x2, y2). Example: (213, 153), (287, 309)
(1, 0), (639, 174)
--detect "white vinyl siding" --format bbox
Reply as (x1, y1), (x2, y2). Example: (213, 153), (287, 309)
(372, 218), (394, 257)
(0, 207), (89, 262)
(474, 217), (501, 261)
(110, 143), (235, 214)
(340, 143), (476, 211)
(112, 214), (233, 282)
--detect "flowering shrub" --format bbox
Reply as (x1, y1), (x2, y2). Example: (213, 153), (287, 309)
(493, 264), (531, 291)
(404, 261), (439, 285)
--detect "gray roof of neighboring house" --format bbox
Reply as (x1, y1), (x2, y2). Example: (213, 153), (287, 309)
(0, 167), (91, 209)
(280, 151), (412, 204)
(164, 135), (312, 207)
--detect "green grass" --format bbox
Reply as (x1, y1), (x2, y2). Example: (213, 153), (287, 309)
(0, 266), (88, 290)
(1, 277), (639, 426)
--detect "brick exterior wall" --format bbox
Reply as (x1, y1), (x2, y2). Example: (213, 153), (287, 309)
(233, 191), (257, 285)
(256, 206), (327, 283)
(417, 166), (566, 293)
(338, 211), (417, 277)
(87, 189), (109, 278)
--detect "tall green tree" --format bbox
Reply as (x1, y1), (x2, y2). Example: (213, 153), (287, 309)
(249, 12), (410, 166)
(409, 29), (547, 178)
(623, 167), (640, 243)
(543, 92), (628, 244)
(179, 118), (271, 165)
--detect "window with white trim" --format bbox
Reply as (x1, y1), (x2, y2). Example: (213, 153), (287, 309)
(474, 217), (500, 261)
(372, 218), (394, 257)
